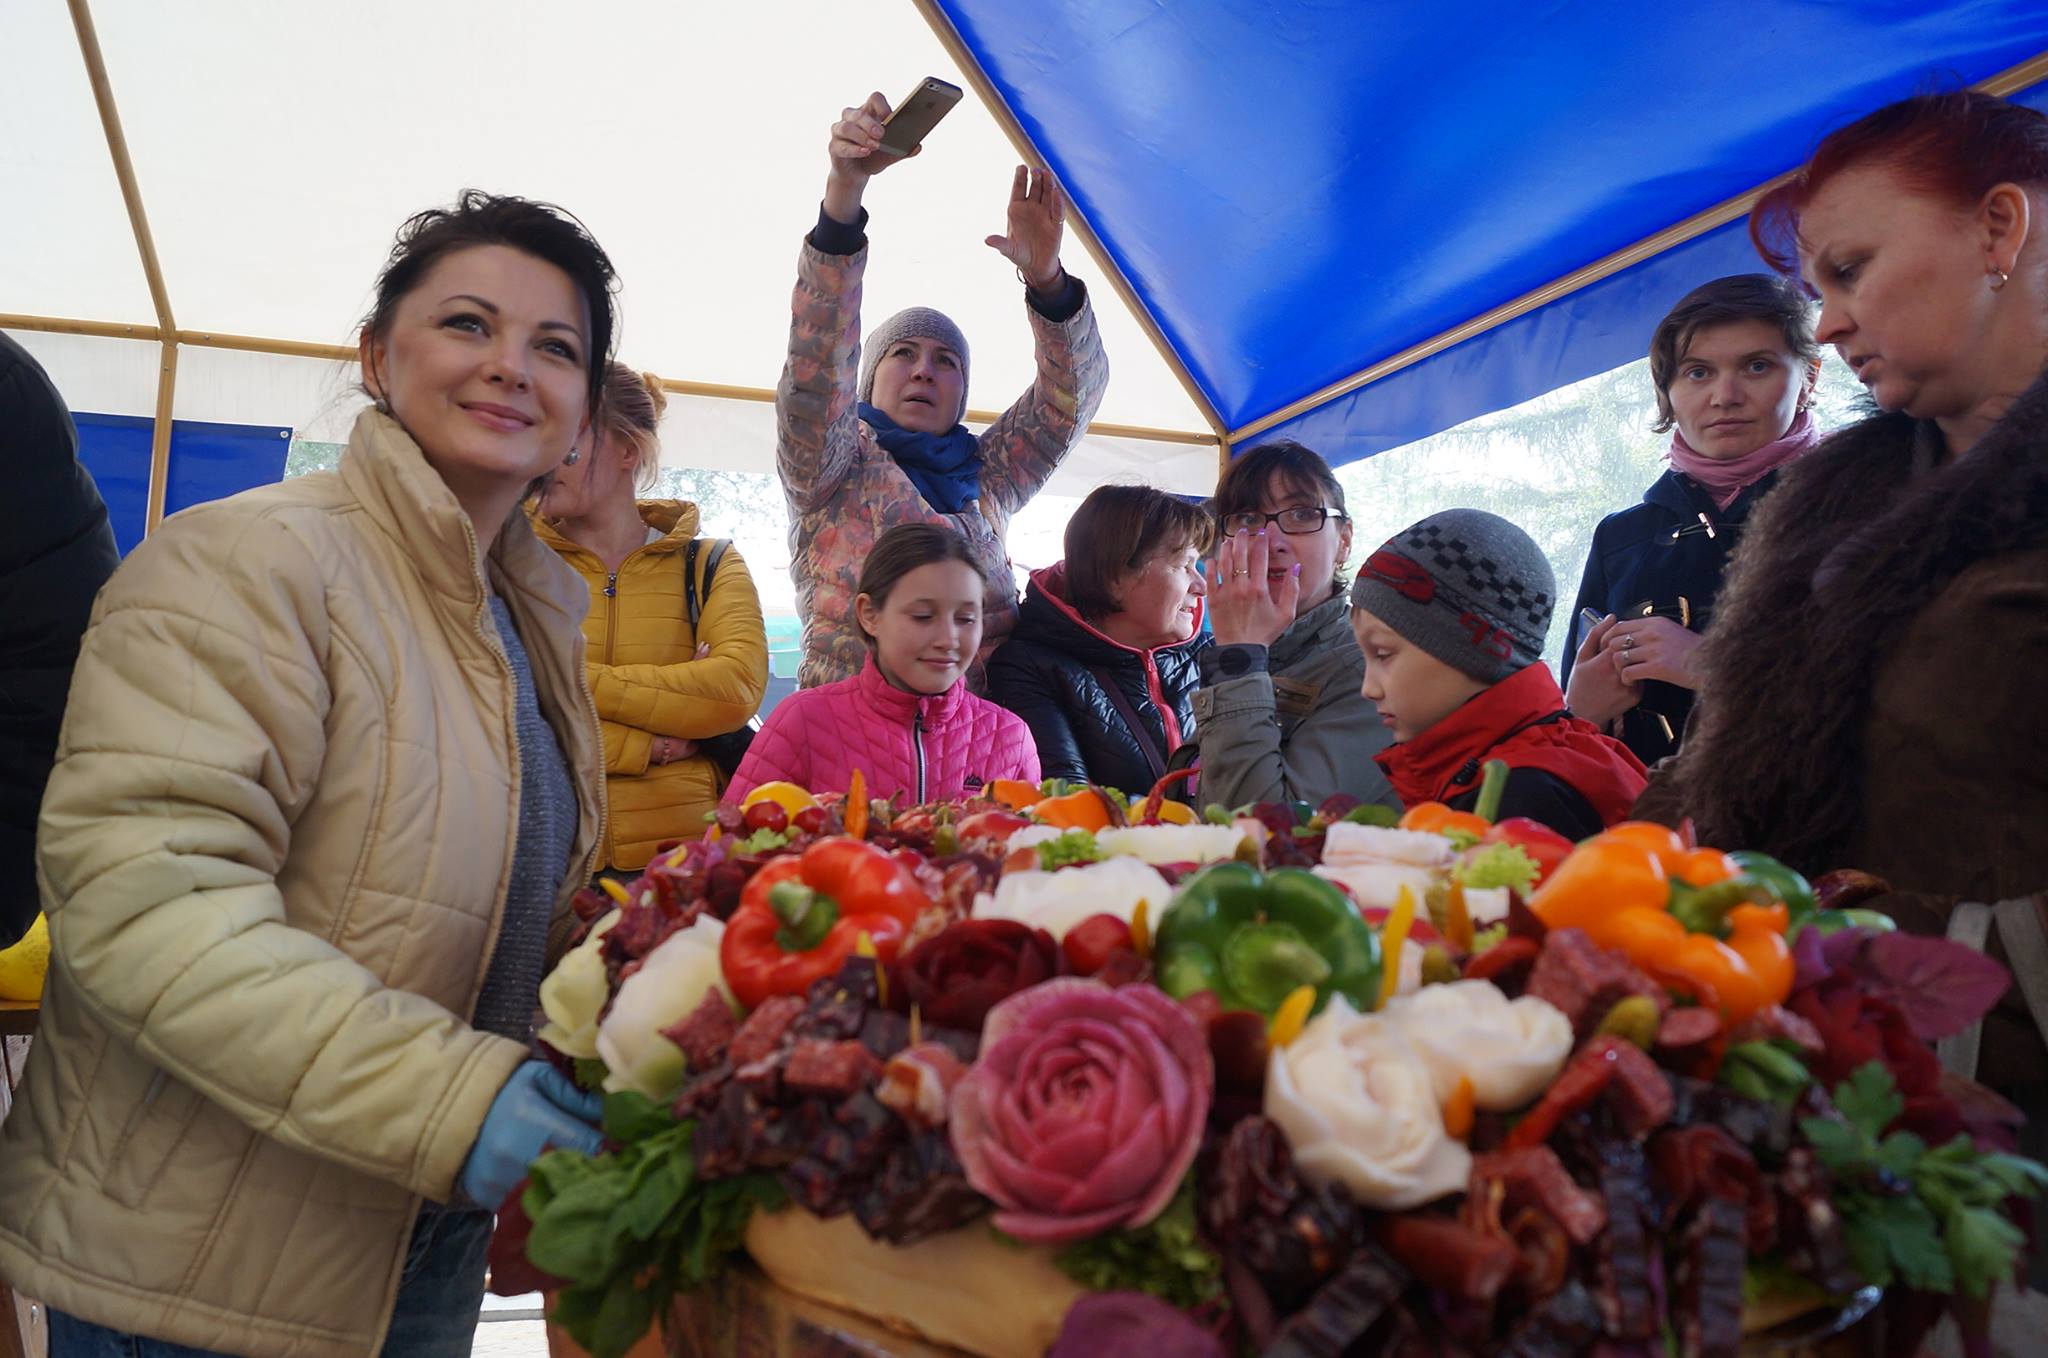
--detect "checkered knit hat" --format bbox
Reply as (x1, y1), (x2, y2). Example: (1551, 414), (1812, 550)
(859, 307), (971, 424)
(1349, 509), (1555, 684)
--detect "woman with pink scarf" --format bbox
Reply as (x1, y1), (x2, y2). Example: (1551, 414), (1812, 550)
(1563, 274), (1822, 764)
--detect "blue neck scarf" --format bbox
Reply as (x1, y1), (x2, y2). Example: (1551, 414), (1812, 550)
(859, 402), (983, 515)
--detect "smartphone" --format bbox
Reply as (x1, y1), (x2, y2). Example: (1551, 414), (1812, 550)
(1580, 607), (1605, 633)
(874, 77), (963, 160)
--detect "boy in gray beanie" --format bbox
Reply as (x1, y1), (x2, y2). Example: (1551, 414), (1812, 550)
(1349, 508), (1647, 840)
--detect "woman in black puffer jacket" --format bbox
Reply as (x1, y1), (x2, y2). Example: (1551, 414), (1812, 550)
(987, 485), (1211, 798)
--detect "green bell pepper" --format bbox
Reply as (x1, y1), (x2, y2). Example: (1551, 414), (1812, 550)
(1806, 907), (1899, 936)
(1152, 861), (1381, 1017)
(1668, 850), (1819, 934)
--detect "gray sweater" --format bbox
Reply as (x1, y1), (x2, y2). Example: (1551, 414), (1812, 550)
(1190, 589), (1399, 811)
(472, 594), (580, 1042)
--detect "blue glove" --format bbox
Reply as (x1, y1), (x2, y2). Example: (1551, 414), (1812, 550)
(458, 1061), (606, 1210)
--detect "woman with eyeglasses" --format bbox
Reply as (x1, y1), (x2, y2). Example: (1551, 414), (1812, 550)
(1190, 440), (1400, 811)
(1562, 274), (1821, 764)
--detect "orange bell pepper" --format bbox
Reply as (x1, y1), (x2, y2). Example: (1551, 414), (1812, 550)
(1032, 786), (1120, 832)
(1528, 836), (1670, 934)
(988, 779), (1046, 811)
(1531, 827), (1798, 1027)
(1398, 760), (1508, 841)
(1725, 903), (1795, 1015)
(1399, 802), (1491, 839)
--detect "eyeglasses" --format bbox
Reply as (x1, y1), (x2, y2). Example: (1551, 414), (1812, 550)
(1219, 506), (1345, 537)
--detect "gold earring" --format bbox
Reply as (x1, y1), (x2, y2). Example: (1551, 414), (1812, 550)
(1990, 266), (2011, 291)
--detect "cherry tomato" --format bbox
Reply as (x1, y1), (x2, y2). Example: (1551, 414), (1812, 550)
(1062, 913), (1135, 976)
(743, 800), (789, 834)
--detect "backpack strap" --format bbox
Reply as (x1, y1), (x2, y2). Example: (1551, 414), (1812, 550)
(1938, 894), (2048, 1079)
(683, 538), (732, 635)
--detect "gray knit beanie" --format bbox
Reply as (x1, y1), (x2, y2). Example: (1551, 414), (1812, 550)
(858, 307), (971, 424)
(1349, 508), (1555, 684)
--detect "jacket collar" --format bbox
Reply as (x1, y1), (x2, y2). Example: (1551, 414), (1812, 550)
(855, 651), (968, 727)
(1019, 563), (1206, 663)
(1374, 663), (1567, 804)
(1642, 465), (1780, 526)
(337, 408), (589, 638)
(1271, 586), (1354, 670)
(1676, 365), (2048, 868)
(529, 498), (703, 563)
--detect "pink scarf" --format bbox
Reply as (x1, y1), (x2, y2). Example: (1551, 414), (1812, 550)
(1668, 410), (1820, 510)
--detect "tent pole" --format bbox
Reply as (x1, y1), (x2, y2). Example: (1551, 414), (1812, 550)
(69, 0), (181, 534)
(906, 0), (1231, 445)
(146, 341), (179, 531)
(1228, 44), (2048, 447)
(0, 313), (1219, 452)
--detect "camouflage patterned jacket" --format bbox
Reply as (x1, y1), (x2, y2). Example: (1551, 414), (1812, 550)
(775, 235), (1108, 689)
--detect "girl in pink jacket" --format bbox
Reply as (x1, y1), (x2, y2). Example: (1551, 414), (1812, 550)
(728, 524), (1040, 804)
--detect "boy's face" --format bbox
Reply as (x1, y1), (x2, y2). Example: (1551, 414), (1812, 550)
(1352, 607), (1488, 743)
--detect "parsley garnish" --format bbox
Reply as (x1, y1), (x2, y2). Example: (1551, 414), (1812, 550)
(1800, 1062), (2048, 1298)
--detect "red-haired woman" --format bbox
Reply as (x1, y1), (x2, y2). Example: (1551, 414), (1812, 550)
(1654, 89), (2048, 1223)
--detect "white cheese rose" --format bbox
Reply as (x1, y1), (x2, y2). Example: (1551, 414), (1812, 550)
(1380, 980), (1571, 1112)
(973, 857), (1173, 941)
(1094, 824), (1247, 865)
(1315, 822), (1455, 910)
(1263, 996), (1471, 1210)
(536, 909), (620, 1061)
(596, 915), (730, 1101)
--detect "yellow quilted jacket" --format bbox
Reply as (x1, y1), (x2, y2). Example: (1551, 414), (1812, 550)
(0, 409), (603, 1358)
(532, 501), (769, 868)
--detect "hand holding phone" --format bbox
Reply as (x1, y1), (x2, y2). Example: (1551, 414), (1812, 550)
(871, 77), (962, 163)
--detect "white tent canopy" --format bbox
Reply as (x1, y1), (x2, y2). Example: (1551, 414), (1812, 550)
(3, 0), (1222, 504)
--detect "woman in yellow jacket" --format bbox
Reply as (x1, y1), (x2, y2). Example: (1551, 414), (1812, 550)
(536, 364), (770, 869)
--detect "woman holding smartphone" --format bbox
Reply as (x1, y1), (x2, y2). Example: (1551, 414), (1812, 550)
(776, 88), (1109, 691)
(1562, 273), (1821, 764)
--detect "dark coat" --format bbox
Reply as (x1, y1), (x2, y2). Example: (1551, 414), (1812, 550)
(0, 332), (120, 946)
(1650, 370), (2048, 1093)
(984, 564), (1209, 798)
(1563, 466), (1782, 765)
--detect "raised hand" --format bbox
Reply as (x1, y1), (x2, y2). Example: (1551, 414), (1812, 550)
(984, 165), (1067, 292)
(1208, 530), (1299, 649)
(824, 92), (917, 223)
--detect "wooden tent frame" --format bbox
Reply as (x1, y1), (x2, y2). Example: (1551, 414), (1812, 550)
(24, 4), (2048, 526)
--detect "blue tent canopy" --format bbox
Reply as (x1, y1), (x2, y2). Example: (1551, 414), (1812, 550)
(74, 414), (292, 557)
(929, 1), (2048, 464)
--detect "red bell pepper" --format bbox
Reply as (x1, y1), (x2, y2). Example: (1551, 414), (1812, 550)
(720, 837), (933, 1008)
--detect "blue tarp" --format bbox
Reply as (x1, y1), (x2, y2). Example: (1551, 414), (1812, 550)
(933, 2), (2048, 463)
(74, 413), (293, 556)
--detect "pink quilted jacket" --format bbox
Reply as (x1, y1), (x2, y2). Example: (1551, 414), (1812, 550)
(727, 654), (1040, 804)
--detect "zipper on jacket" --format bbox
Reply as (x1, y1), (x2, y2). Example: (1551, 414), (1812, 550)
(603, 572), (619, 664)
(913, 710), (927, 803)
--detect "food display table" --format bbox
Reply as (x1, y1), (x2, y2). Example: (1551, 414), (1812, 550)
(664, 1269), (968, 1358)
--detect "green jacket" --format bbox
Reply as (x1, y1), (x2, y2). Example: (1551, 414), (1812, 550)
(1190, 589), (1399, 811)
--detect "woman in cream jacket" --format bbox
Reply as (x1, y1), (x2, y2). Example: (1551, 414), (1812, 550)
(0, 193), (619, 1358)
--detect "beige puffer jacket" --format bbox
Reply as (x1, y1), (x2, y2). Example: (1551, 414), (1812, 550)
(0, 409), (603, 1358)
